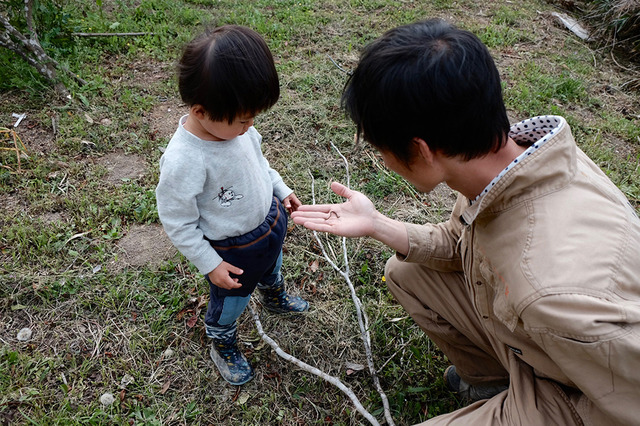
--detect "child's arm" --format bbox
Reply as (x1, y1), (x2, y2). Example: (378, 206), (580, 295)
(156, 146), (224, 277)
(207, 261), (244, 290)
(283, 192), (301, 214)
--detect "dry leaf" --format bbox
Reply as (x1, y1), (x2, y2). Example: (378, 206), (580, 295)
(196, 295), (207, 309)
(345, 362), (365, 372)
(160, 379), (171, 394)
(186, 315), (198, 328)
(309, 259), (319, 272)
(236, 393), (250, 405)
(176, 308), (190, 321)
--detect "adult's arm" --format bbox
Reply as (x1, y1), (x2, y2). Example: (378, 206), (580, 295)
(291, 182), (410, 255)
(293, 182), (466, 271)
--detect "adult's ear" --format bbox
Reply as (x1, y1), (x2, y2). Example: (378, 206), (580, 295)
(412, 137), (436, 166)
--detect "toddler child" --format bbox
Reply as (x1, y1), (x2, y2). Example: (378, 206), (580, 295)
(156, 25), (309, 386)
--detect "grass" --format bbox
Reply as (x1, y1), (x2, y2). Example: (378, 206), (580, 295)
(1, 0), (640, 424)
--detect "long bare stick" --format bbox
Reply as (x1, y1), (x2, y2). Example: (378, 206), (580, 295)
(248, 304), (380, 426)
(71, 32), (154, 37)
(309, 143), (396, 426)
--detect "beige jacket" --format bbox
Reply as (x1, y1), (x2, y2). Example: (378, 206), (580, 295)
(403, 117), (640, 425)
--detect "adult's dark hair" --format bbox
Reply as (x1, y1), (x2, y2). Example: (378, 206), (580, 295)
(341, 19), (510, 164)
(178, 25), (280, 123)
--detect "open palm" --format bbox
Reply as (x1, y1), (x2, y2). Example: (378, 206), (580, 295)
(291, 182), (378, 238)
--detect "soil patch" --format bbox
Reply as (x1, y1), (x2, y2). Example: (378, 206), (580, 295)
(112, 223), (176, 271)
(147, 96), (186, 145)
(4, 117), (56, 156)
(96, 151), (147, 184)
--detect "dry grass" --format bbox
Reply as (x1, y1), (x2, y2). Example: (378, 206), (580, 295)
(1, 0), (639, 424)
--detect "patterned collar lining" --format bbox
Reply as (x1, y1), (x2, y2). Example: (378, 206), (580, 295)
(470, 116), (565, 205)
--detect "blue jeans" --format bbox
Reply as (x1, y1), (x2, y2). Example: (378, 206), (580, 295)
(204, 197), (287, 330)
(206, 252), (283, 329)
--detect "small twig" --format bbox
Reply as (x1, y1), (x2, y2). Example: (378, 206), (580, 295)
(330, 141), (350, 189)
(249, 303), (380, 426)
(326, 54), (351, 75)
(377, 340), (411, 374)
(366, 151), (421, 201)
(71, 32), (154, 37)
(86, 321), (104, 358)
(12, 113), (26, 127)
(0, 127), (29, 172)
(610, 50), (639, 75)
(64, 230), (92, 245)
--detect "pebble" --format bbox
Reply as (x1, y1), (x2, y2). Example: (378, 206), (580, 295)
(120, 374), (135, 388)
(100, 393), (115, 406)
(16, 327), (32, 341)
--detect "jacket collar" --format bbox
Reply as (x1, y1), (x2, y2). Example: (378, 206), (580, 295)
(460, 116), (577, 225)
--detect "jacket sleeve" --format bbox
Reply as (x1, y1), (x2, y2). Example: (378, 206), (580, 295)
(156, 153), (223, 275)
(522, 294), (640, 425)
(398, 194), (465, 272)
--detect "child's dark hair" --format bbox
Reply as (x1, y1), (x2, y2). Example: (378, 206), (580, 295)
(178, 25), (280, 123)
(342, 19), (510, 164)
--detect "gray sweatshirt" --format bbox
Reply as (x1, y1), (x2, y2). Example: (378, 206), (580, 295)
(156, 116), (292, 275)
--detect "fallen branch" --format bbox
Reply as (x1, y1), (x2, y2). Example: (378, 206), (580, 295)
(71, 32), (154, 37)
(0, 1), (85, 98)
(246, 141), (395, 424)
(248, 303), (380, 426)
(307, 142), (396, 426)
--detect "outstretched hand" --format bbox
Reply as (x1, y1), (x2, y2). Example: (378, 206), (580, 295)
(291, 182), (378, 237)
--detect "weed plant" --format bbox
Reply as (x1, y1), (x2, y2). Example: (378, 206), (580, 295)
(1, 0), (639, 424)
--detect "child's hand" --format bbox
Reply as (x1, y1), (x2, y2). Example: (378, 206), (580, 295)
(283, 192), (302, 214)
(207, 261), (243, 290)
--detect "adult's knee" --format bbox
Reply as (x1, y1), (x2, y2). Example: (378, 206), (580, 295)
(384, 256), (399, 288)
(384, 255), (416, 293)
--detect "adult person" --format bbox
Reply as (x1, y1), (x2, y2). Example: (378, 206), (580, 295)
(291, 19), (640, 425)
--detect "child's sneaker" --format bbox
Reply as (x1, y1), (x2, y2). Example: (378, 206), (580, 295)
(258, 276), (309, 313)
(207, 323), (254, 385)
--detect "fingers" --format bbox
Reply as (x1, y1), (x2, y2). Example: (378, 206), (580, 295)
(218, 273), (242, 289)
(292, 216), (334, 227)
(293, 204), (335, 213)
(330, 181), (352, 198)
(224, 279), (242, 289)
(209, 262), (245, 290)
(226, 264), (244, 276)
(283, 193), (301, 213)
(297, 221), (334, 233)
(292, 210), (336, 220)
